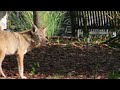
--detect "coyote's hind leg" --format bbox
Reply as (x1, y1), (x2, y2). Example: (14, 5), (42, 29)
(0, 50), (6, 78)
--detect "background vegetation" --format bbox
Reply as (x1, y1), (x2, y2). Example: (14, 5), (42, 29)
(8, 11), (66, 37)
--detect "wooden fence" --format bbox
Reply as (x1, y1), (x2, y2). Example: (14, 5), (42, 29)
(70, 11), (120, 37)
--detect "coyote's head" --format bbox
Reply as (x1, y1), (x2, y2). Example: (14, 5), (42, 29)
(31, 25), (48, 47)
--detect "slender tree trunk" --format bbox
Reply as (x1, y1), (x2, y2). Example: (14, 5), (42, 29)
(70, 11), (76, 37)
(33, 11), (40, 28)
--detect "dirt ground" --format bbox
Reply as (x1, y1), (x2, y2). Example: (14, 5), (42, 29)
(1, 38), (120, 79)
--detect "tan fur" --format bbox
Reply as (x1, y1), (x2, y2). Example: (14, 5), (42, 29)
(0, 25), (47, 79)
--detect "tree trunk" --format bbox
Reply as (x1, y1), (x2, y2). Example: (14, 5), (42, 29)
(33, 11), (40, 28)
(70, 11), (76, 37)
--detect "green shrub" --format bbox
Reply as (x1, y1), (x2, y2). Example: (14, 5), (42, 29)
(8, 11), (66, 37)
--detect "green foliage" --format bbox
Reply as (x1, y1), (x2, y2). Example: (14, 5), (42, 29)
(30, 62), (40, 75)
(8, 11), (66, 37)
(8, 11), (33, 31)
(40, 11), (66, 37)
(66, 42), (73, 48)
(108, 71), (120, 79)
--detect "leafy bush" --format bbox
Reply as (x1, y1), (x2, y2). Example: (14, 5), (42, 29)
(108, 71), (120, 79)
(8, 11), (66, 37)
(8, 11), (33, 31)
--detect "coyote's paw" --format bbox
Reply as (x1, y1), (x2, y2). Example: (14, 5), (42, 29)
(21, 76), (27, 79)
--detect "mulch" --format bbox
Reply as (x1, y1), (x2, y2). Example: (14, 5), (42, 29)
(1, 38), (120, 79)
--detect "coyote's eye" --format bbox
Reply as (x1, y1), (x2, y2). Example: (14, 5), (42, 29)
(46, 36), (48, 39)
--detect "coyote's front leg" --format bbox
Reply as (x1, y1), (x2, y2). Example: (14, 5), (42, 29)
(0, 50), (6, 78)
(16, 53), (27, 79)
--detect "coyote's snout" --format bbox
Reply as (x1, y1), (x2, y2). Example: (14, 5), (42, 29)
(0, 25), (48, 79)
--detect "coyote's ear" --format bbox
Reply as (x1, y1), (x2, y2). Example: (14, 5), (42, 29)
(41, 27), (47, 32)
(32, 24), (38, 32)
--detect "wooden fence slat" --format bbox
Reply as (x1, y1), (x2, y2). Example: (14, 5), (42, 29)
(101, 11), (104, 27)
(90, 11), (94, 29)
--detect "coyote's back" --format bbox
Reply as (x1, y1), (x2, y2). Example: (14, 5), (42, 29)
(0, 31), (20, 55)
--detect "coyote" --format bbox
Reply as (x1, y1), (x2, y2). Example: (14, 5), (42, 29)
(0, 25), (48, 79)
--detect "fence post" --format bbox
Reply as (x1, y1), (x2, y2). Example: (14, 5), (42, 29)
(70, 11), (76, 37)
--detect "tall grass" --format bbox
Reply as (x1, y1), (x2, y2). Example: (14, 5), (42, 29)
(8, 11), (33, 31)
(8, 11), (66, 36)
(40, 11), (66, 37)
